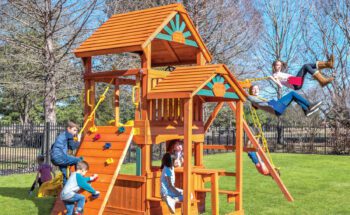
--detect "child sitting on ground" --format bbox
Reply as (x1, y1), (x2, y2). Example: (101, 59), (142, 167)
(28, 155), (55, 196)
(50, 121), (82, 185)
(61, 161), (99, 215)
(160, 152), (184, 214)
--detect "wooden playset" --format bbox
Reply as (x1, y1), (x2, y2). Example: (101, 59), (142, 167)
(51, 4), (293, 215)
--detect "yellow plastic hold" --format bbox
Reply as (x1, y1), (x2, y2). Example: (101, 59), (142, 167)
(89, 126), (98, 133)
(105, 158), (114, 165)
(125, 120), (134, 126)
(133, 128), (140, 135)
(73, 136), (78, 142)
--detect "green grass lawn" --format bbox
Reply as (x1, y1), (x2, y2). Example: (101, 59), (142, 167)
(0, 153), (349, 215)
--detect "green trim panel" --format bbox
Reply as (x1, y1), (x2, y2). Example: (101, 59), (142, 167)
(197, 89), (214, 96)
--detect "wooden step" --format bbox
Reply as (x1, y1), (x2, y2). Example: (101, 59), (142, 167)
(195, 188), (239, 195)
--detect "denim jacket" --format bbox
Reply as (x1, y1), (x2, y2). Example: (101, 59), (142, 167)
(51, 131), (80, 157)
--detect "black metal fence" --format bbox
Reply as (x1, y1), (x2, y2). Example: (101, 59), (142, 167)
(0, 123), (349, 175)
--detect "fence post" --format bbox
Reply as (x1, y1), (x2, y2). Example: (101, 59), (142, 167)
(324, 124), (327, 155)
(43, 122), (50, 163)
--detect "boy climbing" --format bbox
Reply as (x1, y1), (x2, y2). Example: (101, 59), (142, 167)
(61, 161), (99, 215)
(270, 56), (334, 90)
(50, 121), (82, 185)
(247, 85), (322, 116)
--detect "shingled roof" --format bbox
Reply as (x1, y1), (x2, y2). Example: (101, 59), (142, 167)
(148, 64), (247, 101)
(74, 3), (212, 66)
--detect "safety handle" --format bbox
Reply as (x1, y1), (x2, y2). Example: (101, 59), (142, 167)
(132, 85), (140, 106)
(87, 88), (93, 107)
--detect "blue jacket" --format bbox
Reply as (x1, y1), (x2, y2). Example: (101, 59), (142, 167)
(51, 131), (80, 157)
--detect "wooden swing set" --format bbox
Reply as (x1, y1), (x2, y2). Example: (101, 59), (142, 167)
(51, 4), (293, 215)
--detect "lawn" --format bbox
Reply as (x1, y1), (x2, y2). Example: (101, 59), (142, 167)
(0, 153), (349, 215)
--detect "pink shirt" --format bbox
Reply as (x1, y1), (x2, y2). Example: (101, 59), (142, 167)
(273, 72), (294, 89)
(38, 164), (52, 182)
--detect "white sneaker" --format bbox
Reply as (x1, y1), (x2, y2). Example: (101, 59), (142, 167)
(164, 196), (176, 214)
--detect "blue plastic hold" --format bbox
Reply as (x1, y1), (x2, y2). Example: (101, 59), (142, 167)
(118, 126), (125, 134)
(104, 143), (111, 150)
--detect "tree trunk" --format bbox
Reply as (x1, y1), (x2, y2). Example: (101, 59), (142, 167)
(43, 0), (57, 124)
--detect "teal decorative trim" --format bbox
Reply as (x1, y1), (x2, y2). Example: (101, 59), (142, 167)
(156, 33), (172, 41)
(183, 31), (191, 38)
(197, 89), (214, 96)
(176, 14), (180, 30)
(206, 81), (214, 89)
(184, 39), (198, 47)
(196, 75), (238, 99)
(224, 92), (239, 99)
(164, 25), (173, 35)
(155, 13), (198, 47)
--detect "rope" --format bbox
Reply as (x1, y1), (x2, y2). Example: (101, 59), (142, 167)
(78, 79), (114, 135)
(249, 105), (277, 168)
(244, 76), (271, 82)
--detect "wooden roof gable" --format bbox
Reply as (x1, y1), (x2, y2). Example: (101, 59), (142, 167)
(74, 3), (212, 65)
(147, 64), (247, 101)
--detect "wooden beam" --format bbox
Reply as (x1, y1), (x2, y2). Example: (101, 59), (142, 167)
(204, 102), (224, 133)
(235, 100), (244, 212)
(75, 45), (142, 57)
(229, 102), (294, 202)
(114, 79), (119, 126)
(147, 92), (192, 99)
(204, 97), (240, 102)
(194, 142), (203, 166)
(201, 145), (257, 152)
(84, 69), (141, 79)
(90, 77), (136, 85)
(183, 98), (193, 215)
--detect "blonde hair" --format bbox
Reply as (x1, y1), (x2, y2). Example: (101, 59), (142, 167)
(272, 60), (287, 73)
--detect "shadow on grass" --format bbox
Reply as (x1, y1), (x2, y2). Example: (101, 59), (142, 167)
(0, 187), (55, 215)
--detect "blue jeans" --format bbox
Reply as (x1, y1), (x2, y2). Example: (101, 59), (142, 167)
(51, 154), (81, 185)
(294, 63), (317, 90)
(63, 193), (85, 215)
(278, 91), (310, 112)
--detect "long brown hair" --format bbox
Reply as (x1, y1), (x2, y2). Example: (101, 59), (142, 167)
(272, 60), (287, 73)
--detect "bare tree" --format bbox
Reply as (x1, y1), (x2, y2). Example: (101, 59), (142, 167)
(0, 0), (99, 123)
(301, 0), (350, 127)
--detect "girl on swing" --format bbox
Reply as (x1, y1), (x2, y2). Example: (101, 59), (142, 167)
(247, 85), (322, 117)
(269, 55), (334, 89)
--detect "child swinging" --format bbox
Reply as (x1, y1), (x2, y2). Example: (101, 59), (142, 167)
(269, 55), (334, 89)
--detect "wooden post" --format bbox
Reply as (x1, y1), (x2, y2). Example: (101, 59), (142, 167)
(141, 44), (151, 120)
(114, 78), (120, 126)
(183, 98), (193, 215)
(196, 51), (206, 65)
(83, 57), (95, 132)
(194, 142), (203, 166)
(235, 100), (244, 213)
(228, 102), (294, 202)
(211, 172), (219, 215)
